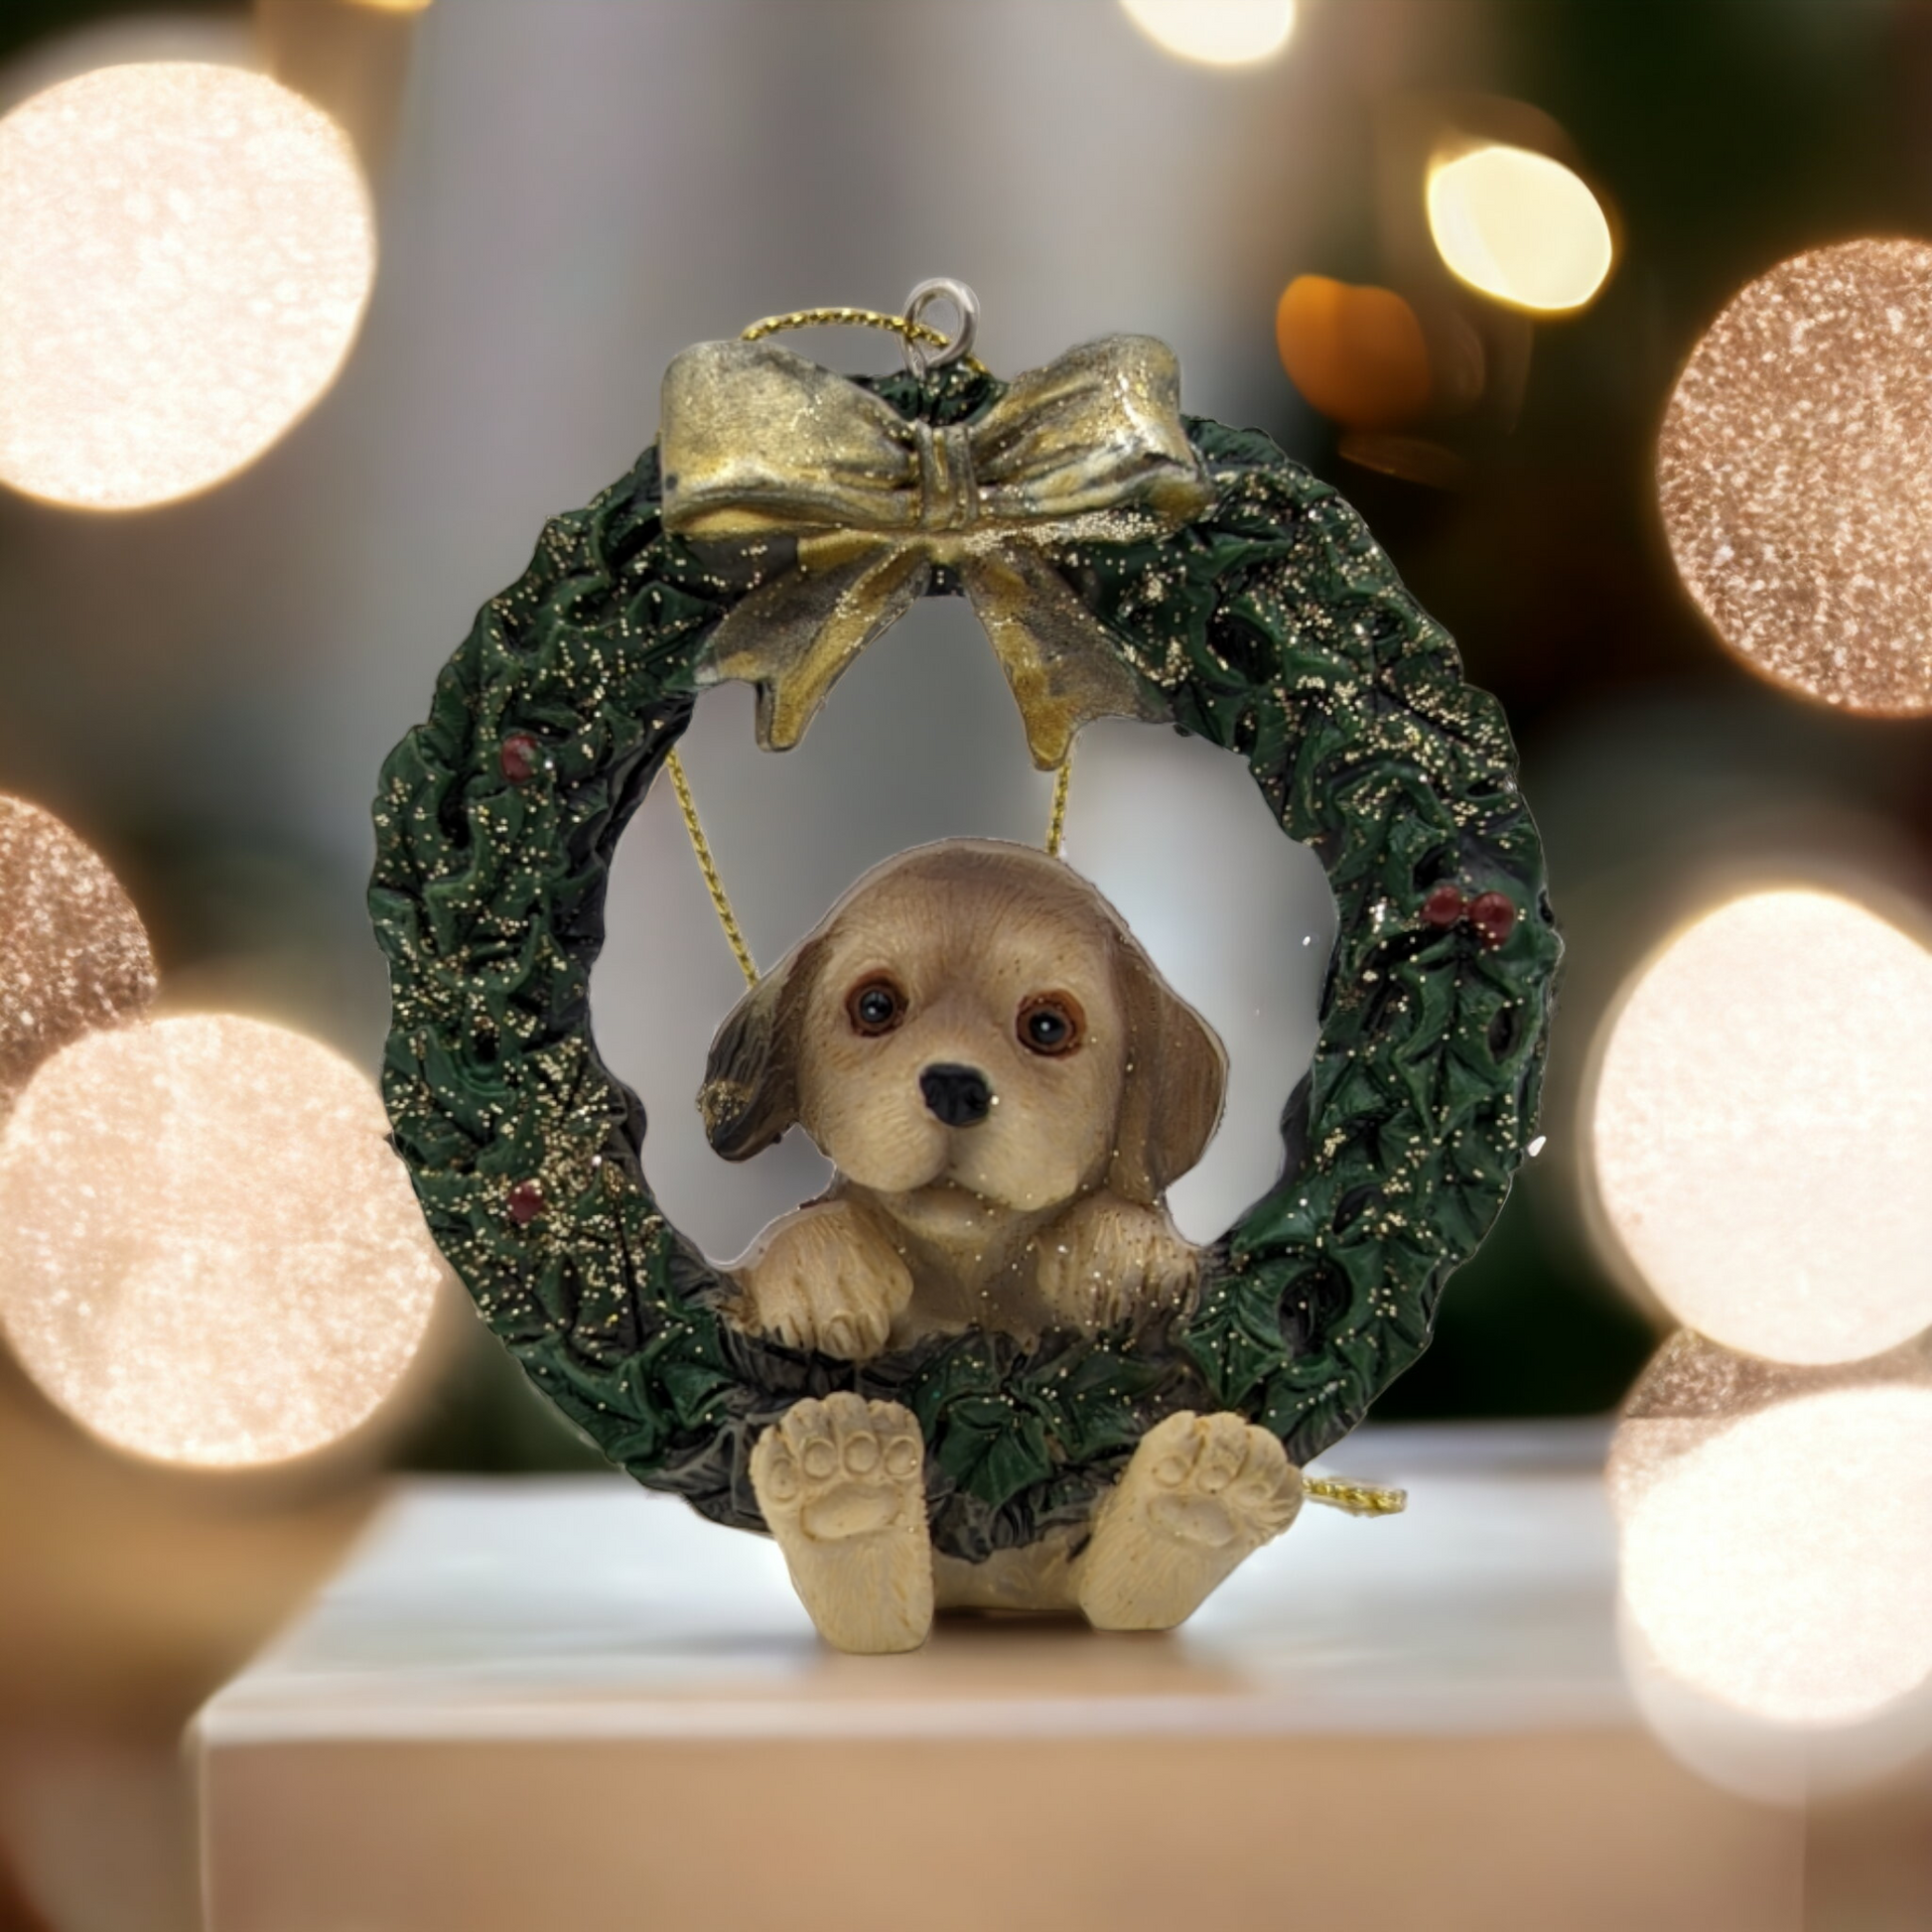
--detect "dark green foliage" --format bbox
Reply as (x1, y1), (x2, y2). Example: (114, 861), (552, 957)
(368, 361), (1559, 1561)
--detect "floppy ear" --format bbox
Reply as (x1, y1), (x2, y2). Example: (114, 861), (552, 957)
(1108, 935), (1228, 1206)
(697, 938), (821, 1161)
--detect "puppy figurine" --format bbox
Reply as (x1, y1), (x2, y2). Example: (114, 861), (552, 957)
(700, 839), (1304, 1652)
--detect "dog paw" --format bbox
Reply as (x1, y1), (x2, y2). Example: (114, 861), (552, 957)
(751, 1394), (933, 1653)
(1033, 1192), (1200, 1332)
(1138, 1410), (1303, 1547)
(1077, 1411), (1303, 1631)
(753, 1392), (925, 1543)
(731, 1201), (913, 1359)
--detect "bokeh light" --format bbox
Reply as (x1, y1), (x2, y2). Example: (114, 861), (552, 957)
(1120, 0), (1296, 68)
(0, 1015), (441, 1466)
(1617, 1384), (1932, 1725)
(1426, 143), (1612, 313)
(1587, 888), (1932, 1365)
(1659, 239), (1932, 713)
(0, 796), (155, 1109)
(0, 63), (375, 510)
(1275, 275), (1433, 429)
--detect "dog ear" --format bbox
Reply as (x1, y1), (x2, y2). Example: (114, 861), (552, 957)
(1108, 935), (1227, 1206)
(697, 939), (821, 1161)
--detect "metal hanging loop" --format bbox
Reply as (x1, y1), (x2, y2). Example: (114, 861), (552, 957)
(900, 278), (980, 377)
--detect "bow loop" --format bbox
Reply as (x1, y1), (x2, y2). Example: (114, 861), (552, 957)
(965, 335), (1210, 527)
(659, 333), (1213, 766)
(659, 345), (921, 538)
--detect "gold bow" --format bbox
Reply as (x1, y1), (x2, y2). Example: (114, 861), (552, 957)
(658, 335), (1214, 768)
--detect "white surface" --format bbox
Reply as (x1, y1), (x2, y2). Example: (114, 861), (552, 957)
(196, 1423), (1810, 1932)
(200, 1422), (1624, 1746)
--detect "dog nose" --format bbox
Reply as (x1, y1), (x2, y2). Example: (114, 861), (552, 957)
(919, 1062), (993, 1128)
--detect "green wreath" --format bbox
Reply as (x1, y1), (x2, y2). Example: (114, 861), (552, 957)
(369, 350), (1559, 1564)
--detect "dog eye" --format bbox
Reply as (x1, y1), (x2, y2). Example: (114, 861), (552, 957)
(1018, 993), (1083, 1056)
(847, 977), (906, 1036)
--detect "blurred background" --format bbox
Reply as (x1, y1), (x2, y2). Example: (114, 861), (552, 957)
(1, 1), (1930, 1925)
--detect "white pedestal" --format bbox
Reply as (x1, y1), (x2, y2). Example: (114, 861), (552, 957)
(193, 1425), (1800, 1931)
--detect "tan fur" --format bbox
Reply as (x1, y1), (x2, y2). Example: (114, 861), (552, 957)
(709, 839), (1302, 1649)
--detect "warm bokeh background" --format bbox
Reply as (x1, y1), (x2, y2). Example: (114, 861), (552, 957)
(2, 3), (1930, 1926)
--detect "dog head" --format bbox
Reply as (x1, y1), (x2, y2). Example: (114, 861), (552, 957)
(698, 839), (1225, 1212)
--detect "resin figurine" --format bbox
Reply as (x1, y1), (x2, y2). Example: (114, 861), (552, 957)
(704, 837), (1296, 1648)
(370, 285), (1560, 1656)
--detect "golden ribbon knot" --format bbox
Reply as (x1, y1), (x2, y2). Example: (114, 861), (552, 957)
(658, 334), (1215, 768)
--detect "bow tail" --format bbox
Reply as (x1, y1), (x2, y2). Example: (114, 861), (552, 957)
(695, 537), (931, 752)
(961, 545), (1172, 769)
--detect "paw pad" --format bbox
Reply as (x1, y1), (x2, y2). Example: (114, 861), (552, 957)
(751, 1393), (925, 1544)
(1132, 1410), (1301, 1547)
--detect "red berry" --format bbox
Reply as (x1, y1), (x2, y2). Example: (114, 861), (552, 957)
(1422, 884), (1465, 927)
(1467, 892), (1517, 948)
(499, 734), (539, 783)
(507, 1180), (545, 1226)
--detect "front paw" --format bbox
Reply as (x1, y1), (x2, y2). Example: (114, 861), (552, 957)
(730, 1201), (913, 1359)
(1034, 1193), (1201, 1332)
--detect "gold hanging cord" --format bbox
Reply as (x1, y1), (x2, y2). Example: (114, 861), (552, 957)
(1045, 756), (1071, 861)
(668, 285), (1057, 984)
(738, 290), (989, 377)
(667, 743), (1073, 988)
(1304, 1474), (1408, 1516)
(664, 749), (759, 989)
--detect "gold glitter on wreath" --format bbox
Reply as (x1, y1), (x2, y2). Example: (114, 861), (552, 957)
(0, 794), (156, 1109)
(0, 1014), (444, 1467)
(1658, 238), (1932, 713)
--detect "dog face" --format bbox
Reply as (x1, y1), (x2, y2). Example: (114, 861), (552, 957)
(699, 839), (1225, 1212)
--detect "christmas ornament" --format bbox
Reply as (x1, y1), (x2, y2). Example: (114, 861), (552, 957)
(370, 283), (1559, 1651)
